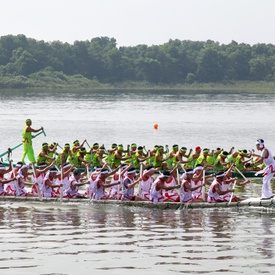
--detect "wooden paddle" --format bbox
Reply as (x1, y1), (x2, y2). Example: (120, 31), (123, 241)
(55, 165), (63, 202)
(234, 166), (260, 196)
(138, 163), (143, 196)
(202, 170), (206, 201)
(86, 165), (91, 200)
(228, 179), (237, 205)
(10, 159), (20, 196)
(32, 163), (42, 200)
(0, 129), (46, 159)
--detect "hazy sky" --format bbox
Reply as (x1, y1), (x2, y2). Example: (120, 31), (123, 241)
(1, 0), (275, 47)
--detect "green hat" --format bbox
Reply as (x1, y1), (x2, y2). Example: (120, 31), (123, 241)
(42, 142), (48, 148)
(180, 147), (187, 152)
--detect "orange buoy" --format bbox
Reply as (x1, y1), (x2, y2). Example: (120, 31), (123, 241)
(154, 123), (158, 130)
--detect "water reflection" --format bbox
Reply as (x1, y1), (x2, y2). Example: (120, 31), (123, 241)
(0, 202), (275, 274)
(258, 216), (274, 259)
(206, 209), (235, 239)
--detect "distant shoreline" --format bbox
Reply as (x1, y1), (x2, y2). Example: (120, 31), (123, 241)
(1, 76), (275, 93)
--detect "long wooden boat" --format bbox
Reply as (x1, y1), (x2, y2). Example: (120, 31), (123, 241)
(0, 160), (263, 178)
(0, 196), (274, 210)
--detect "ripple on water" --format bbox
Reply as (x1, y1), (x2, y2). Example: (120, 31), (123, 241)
(0, 202), (275, 274)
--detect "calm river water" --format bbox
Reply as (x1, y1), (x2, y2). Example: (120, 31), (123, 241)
(0, 89), (275, 274)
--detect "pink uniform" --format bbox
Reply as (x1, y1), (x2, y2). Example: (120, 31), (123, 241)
(163, 176), (180, 202)
(94, 175), (109, 200)
(86, 172), (100, 198)
(139, 174), (154, 201)
(64, 175), (82, 198)
(16, 172), (29, 197)
(150, 176), (167, 204)
(207, 179), (232, 203)
(0, 174), (7, 196)
(261, 147), (275, 198)
(41, 173), (58, 198)
(122, 175), (135, 201)
(192, 180), (203, 200)
(180, 179), (193, 202)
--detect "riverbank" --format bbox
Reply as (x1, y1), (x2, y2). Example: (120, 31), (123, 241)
(1, 72), (275, 93)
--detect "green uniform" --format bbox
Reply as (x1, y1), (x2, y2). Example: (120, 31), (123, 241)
(215, 155), (225, 171)
(195, 154), (207, 167)
(132, 153), (140, 169)
(235, 155), (245, 171)
(21, 126), (36, 163)
(56, 150), (70, 166)
(37, 150), (48, 165)
(185, 154), (199, 169)
(71, 152), (83, 167)
(111, 152), (122, 168)
(68, 146), (78, 165)
(227, 153), (237, 165)
(153, 151), (163, 168)
(92, 153), (102, 167)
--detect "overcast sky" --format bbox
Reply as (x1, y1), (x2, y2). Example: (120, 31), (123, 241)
(1, 0), (275, 47)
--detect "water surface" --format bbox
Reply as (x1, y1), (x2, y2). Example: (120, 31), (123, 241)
(0, 89), (275, 274)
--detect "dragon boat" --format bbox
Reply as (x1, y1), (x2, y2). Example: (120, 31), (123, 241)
(0, 160), (263, 178)
(0, 196), (274, 210)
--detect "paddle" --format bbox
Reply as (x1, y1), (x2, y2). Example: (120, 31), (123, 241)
(86, 165), (91, 200)
(202, 170), (206, 201)
(32, 163), (42, 200)
(165, 145), (172, 169)
(0, 129), (47, 159)
(85, 140), (91, 148)
(117, 167), (121, 200)
(228, 179), (237, 205)
(60, 166), (64, 202)
(10, 159), (20, 196)
(138, 163), (143, 196)
(234, 166), (260, 196)
(55, 165), (63, 202)
(177, 167), (180, 185)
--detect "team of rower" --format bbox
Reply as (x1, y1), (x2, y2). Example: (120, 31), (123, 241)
(1, 140), (257, 203)
(35, 140), (265, 172)
(1, 116), (274, 202)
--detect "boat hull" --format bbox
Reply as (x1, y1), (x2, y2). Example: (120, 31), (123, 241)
(0, 196), (274, 210)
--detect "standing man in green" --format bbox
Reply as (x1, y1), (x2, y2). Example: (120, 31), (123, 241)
(22, 119), (44, 163)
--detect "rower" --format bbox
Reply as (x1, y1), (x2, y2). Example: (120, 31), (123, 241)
(37, 143), (56, 165)
(137, 164), (155, 201)
(21, 118), (44, 163)
(0, 162), (14, 196)
(150, 171), (180, 204)
(41, 166), (62, 198)
(207, 171), (235, 203)
(254, 139), (275, 200)
(64, 169), (88, 199)
(56, 143), (73, 167)
(93, 167), (120, 200)
(180, 168), (205, 203)
(121, 167), (140, 201)
(185, 146), (201, 169)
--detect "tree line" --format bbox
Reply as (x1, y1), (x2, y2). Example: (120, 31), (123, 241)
(0, 34), (275, 85)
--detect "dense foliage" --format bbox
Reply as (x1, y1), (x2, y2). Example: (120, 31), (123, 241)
(0, 34), (275, 88)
